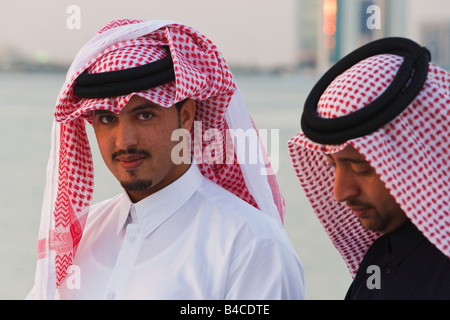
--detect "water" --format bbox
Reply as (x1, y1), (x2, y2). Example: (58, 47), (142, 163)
(0, 71), (352, 299)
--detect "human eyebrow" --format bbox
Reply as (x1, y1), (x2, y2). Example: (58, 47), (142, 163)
(92, 104), (161, 118)
(323, 153), (369, 165)
(128, 104), (161, 114)
(338, 158), (369, 165)
(92, 109), (115, 116)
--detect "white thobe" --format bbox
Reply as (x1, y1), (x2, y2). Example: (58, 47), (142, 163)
(56, 164), (305, 299)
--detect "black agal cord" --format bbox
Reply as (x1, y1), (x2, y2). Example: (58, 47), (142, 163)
(301, 37), (431, 145)
(73, 48), (175, 99)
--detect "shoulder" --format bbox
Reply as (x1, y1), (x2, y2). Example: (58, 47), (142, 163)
(86, 193), (124, 222)
(89, 193), (123, 211)
(193, 177), (285, 241)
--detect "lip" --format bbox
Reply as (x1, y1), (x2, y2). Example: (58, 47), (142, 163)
(115, 155), (147, 170)
(348, 207), (371, 218)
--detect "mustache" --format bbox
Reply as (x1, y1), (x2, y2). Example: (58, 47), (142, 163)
(112, 148), (151, 161)
(346, 199), (374, 208)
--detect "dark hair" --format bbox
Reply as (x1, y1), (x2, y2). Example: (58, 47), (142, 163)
(175, 99), (186, 111)
(174, 99), (187, 128)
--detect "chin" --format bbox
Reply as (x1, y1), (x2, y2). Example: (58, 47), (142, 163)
(120, 179), (154, 192)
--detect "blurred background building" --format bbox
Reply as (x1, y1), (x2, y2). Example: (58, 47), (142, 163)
(296, 0), (450, 73)
(1, 0), (450, 300)
(1, 0), (450, 74)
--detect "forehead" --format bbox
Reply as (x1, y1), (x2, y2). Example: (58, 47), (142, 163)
(92, 95), (163, 115)
(119, 95), (162, 112)
(326, 144), (368, 163)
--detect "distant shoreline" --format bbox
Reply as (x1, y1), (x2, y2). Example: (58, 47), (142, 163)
(0, 62), (318, 77)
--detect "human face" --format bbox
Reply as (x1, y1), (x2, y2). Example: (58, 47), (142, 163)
(325, 144), (407, 234)
(92, 95), (195, 202)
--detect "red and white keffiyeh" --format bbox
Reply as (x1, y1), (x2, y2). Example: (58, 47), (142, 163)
(31, 19), (284, 299)
(288, 53), (450, 277)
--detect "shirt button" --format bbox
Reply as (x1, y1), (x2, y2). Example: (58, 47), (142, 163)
(385, 267), (391, 274)
(128, 235), (136, 243)
(106, 292), (116, 300)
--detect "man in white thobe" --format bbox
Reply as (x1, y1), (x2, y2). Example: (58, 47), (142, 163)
(28, 19), (305, 300)
(57, 164), (303, 299)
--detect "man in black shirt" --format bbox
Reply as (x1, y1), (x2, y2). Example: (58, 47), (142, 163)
(289, 37), (450, 299)
(346, 221), (450, 299)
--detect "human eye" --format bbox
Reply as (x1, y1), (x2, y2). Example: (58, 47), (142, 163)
(99, 114), (116, 124)
(352, 163), (373, 176)
(93, 111), (116, 125)
(137, 112), (153, 121)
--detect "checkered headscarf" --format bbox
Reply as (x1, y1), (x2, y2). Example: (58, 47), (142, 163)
(30, 19), (284, 299)
(289, 53), (450, 276)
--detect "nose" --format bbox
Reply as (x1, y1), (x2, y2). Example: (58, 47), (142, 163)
(332, 166), (360, 203)
(115, 119), (138, 150)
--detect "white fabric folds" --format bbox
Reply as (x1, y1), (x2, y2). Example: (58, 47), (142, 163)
(29, 19), (285, 299)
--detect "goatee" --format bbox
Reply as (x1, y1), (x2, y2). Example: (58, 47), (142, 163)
(120, 179), (153, 192)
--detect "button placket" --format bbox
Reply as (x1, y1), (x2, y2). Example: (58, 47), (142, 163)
(104, 217), (142, 300)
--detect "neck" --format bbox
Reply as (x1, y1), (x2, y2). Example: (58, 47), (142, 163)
(126, 163), (191, 203)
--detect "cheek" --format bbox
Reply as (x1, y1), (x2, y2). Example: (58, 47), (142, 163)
(139, 127), (176, 153)
(93, 130), (114, 162)
(368, 179), (397, 209)
(381, 191), (402, 213)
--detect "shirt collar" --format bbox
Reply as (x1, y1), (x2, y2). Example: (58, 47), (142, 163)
(116, 164), (203, 237)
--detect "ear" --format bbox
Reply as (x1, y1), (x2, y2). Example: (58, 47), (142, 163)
(179, 99), (196, 131)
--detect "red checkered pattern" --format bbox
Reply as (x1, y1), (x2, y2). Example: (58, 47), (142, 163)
(34, 20), (284, 293)
(289, 54), (450, 276)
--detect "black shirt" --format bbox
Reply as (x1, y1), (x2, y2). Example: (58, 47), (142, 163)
(345, 221), (450, 300)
